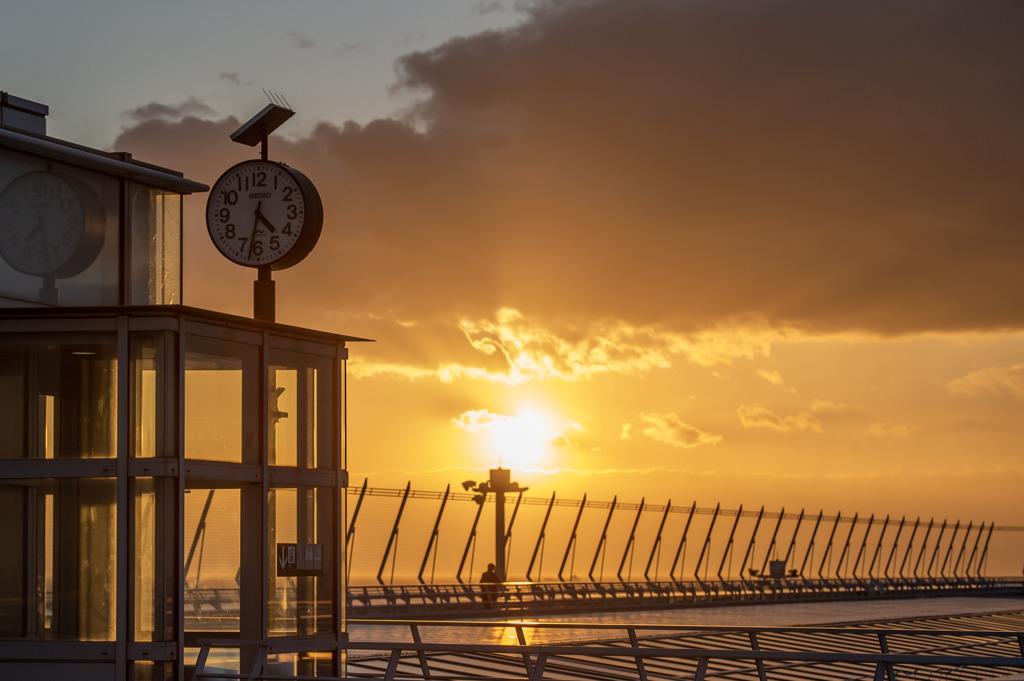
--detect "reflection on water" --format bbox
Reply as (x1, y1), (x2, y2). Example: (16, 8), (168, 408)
(348, 596), (1024, 646)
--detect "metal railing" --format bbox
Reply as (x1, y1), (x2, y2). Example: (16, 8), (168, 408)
(192, 618), (1024, 680)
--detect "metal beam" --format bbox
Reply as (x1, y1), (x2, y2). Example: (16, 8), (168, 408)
(926, 520), (947, 578)
(914, 519), (935, 578)
(835, 513), (860, 579)
(694, 503), (720, 582)
(883, 517), (906, 579)
(417, 485), (449, 584)
(456, 491), (486, 584)
(526, 492), (556, 582)
(867, 515), (889, 579)
(718, 505), (744, 581)
(618, 498), (646, 582)
(644, 500), (672, 581)
(898, 518), (920, 579)
(818, 512), (843, 580)
(377, 482), (411, 585)
(589, 496), (618, 581)
(558, 494), (587, 582)
(757, 507), (785, 578)
(739, 506), (765, 579)
(670, 502), (697, 581)
(952, 521), (973, 578)
(851, 514), (874, 579)
(800, 510), (824, 578)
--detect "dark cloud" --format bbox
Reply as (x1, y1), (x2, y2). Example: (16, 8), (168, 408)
(115, 0), (1024, 338)
(288, 30), (315, 49)
(122, 98), (216, 123)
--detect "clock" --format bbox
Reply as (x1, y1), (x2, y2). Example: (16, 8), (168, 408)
(0, 170), (106, 278)
(205, 160), (323, 269)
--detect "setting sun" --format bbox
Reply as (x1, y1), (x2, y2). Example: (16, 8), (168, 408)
(490, 411), (549, 469)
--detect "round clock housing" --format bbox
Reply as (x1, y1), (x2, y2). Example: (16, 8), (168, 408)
(0, 170), (106, 278)
(206, 160), (323, 270)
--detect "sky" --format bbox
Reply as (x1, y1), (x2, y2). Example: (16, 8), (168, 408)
(4, 0), (1024, 565)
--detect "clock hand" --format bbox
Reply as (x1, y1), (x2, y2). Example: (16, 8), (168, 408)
(254, 207), (277, 233)
(25, 212), (43, 242)
(247, 201), (261, 260)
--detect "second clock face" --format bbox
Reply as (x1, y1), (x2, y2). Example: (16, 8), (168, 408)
(206, 160), (321, 269)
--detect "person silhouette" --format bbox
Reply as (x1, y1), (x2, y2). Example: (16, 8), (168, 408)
(480, 563), (500, 607)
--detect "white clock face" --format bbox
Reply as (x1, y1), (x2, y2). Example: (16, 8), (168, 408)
(0, 171), (94, 277)
(206, 161), (309, 267)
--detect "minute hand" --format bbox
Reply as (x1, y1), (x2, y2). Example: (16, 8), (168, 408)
(254, 208), (278, 233)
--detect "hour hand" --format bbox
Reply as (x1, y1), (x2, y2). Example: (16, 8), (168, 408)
(254, 208), (277, 233)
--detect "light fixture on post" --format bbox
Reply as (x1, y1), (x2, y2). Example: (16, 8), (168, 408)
(464, 468), (528, 581)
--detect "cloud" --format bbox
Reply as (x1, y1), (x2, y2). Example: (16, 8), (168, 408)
(451, 409), (506, 432)
(948, 364), (1024, 398)
(738, 404), (823, 433)
(121, 98), (216, 123)
(288, 30), (315, 49)
(758, 370), (784, 386)
(113, 0), (1024, 340)
(866, 422), (920, 438)
(637, 412), (722, 449)
(349, 309), (788, 384)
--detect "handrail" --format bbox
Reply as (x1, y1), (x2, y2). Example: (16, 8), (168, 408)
(191, 618), (1024, 681)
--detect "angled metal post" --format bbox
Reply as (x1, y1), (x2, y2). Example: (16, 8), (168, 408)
(952, 521), (973, 577)
(913, 519), (935, 578)
(965, 521), (985, 576)
(377, 482), (411, 585)
(852, 514), (874, 579)
(589, 496), (618, 581)
(417, 484), (450, 584)
(867, 515), (889, 579)
(456, 492), (487, 584)
(883, 516), (906, 579)
(738, 506), (764, 580)
(644, 500), (672, 581)
(799, 510), (824, 578)
(694, 503), (720, 582)
(975, 523), (994, 577)
(836, 513), (860, 579)
(717, 505), (744, 581)
(818, 512), (843, 580)
(939, 520), (961, 578)
(670, 502), (697, 581)
(558, 494), (587, 582)
(502, 489), (526, 578)
(617, 498), (645, 582)
(898, 517), (921, 579)
(345, 478), (368, 558)
(757, 506), (785, 577)
(782, 509), (805, 571)
(526, 492), (556, 582)
(926, 520), (948, 578)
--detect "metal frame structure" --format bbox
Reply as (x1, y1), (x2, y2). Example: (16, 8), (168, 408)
(192, 613), (1024, 681)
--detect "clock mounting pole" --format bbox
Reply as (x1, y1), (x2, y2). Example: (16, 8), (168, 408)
(228, 100), (296, 323)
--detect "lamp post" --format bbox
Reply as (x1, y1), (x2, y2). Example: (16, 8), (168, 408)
(463, 468), (528, 581)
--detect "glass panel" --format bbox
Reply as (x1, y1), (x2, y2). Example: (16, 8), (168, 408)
(0, 334), (117, 460)
(130, 185), (181, 305)
(268, 485), (335, 639)
(132, 332), (174, 459)
(0, 148), (120, 307)
(133, 477), (174, 642)
(184, 487), (240, 632)
(269, 349), (333, 469)
(0, 478), (116, 640)
(185, 336), (257, 463)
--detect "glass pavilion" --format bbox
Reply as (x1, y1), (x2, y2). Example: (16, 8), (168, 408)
(0, 92), (358, 680)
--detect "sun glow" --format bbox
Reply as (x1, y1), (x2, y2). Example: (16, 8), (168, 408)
(491, 411), (549, 468)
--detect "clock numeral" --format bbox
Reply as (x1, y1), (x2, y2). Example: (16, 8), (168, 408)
(218, 207), (231, 222)
(253, 171), (267, 188)
(282, 224), (293, 235)
(269, 236), (280, 251)
(225, 190), (238, 206)
(252, 240), (264, 257)
(225, 224), (236, 239)
(286, 205), (298, 220)
(282, 187), (293, 202)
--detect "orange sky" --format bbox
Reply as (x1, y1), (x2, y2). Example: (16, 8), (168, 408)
(110, 0), (1024, 561)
